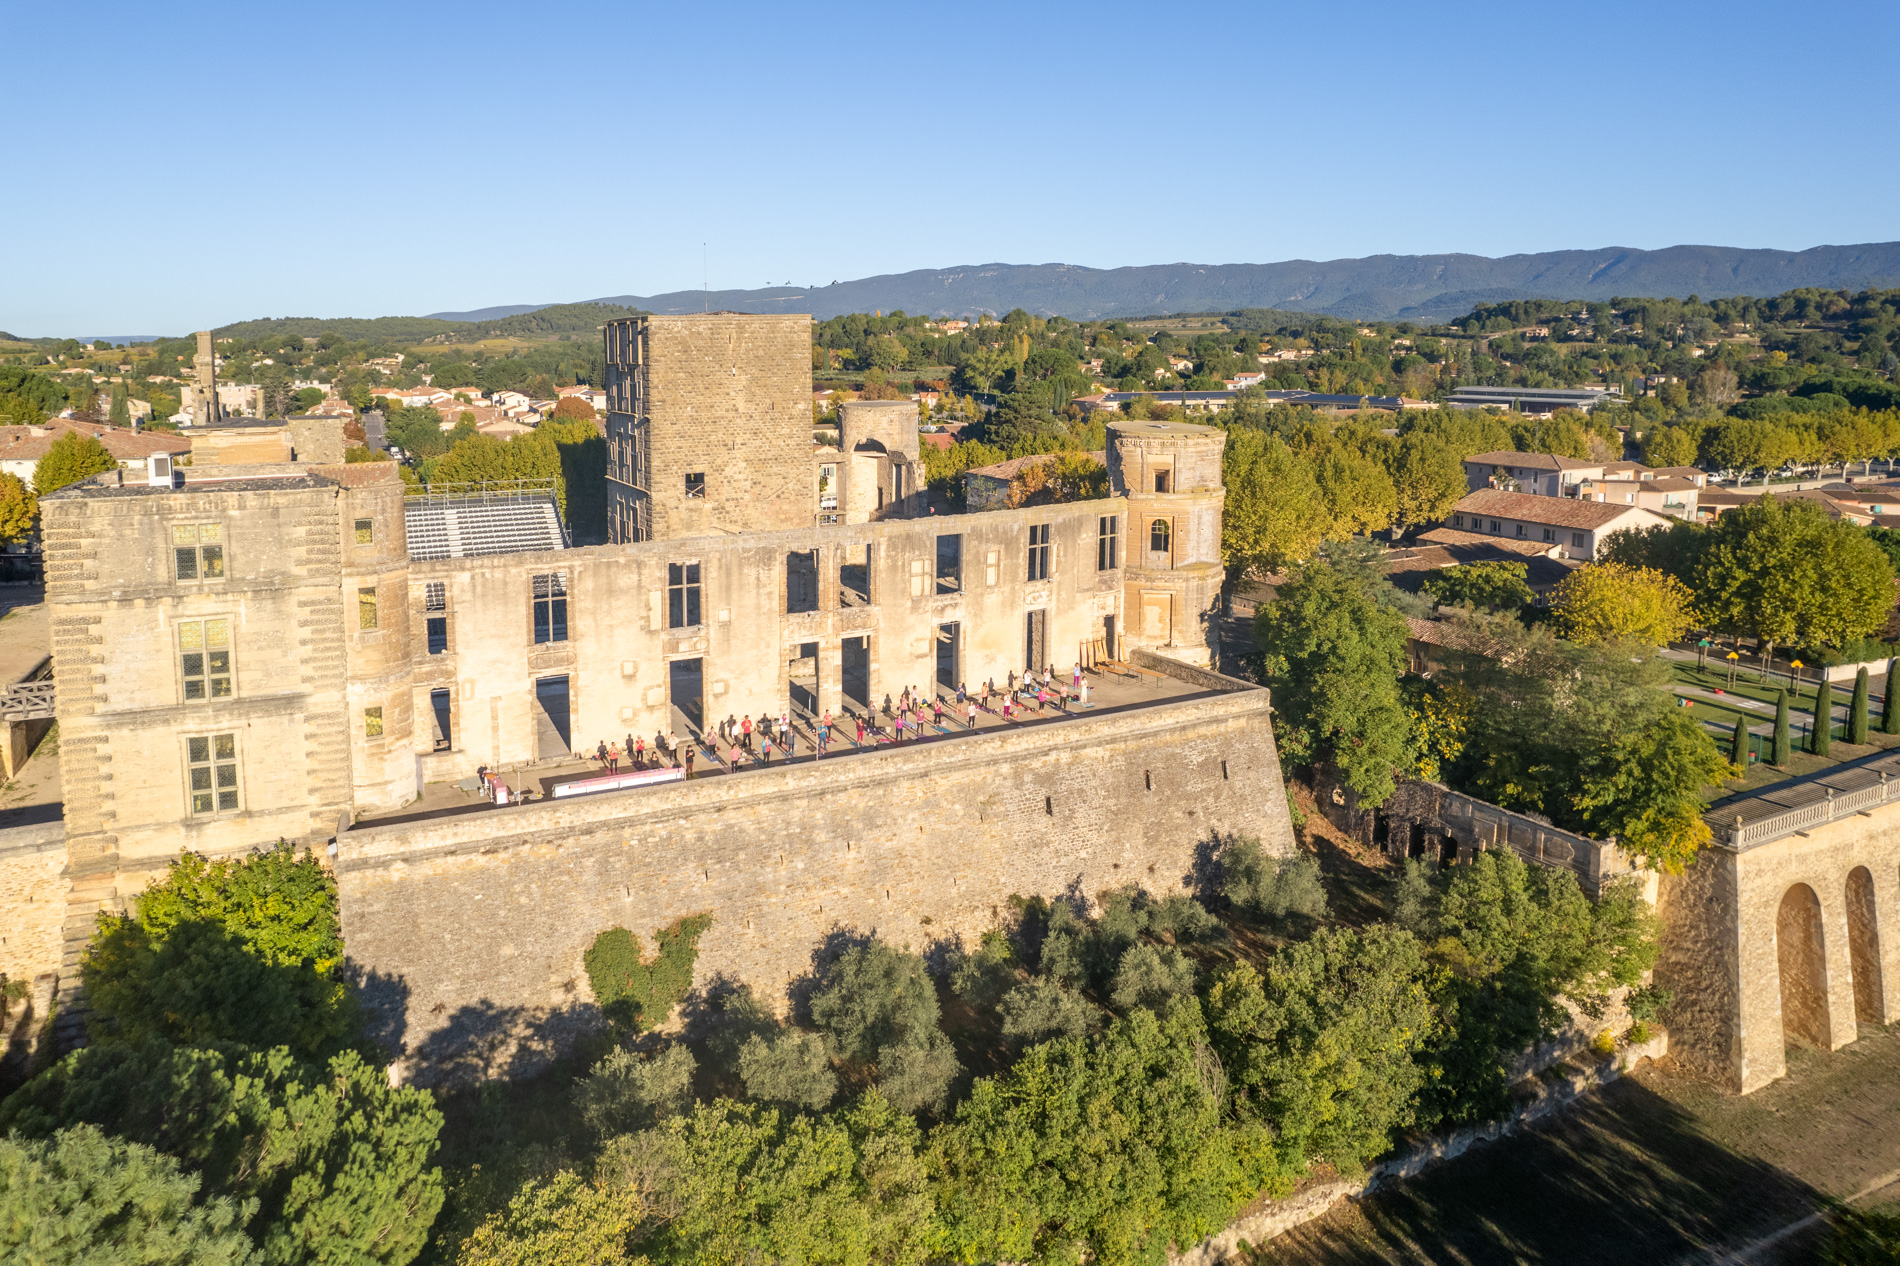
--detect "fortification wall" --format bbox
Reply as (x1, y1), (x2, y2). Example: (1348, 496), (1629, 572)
(336, 685), (1295, 1084)
(0, 821), (66, 988)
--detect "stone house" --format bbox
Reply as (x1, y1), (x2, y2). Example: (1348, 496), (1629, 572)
(1444, 488), (1673, 561)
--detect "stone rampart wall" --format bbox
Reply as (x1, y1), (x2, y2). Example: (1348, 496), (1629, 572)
(336, 685), (1294, 1084)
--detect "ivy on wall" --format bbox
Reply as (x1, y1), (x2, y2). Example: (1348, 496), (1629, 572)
(583, 915), (713, 1030)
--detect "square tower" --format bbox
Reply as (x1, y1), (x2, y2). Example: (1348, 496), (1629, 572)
(604, 314), (814, 542)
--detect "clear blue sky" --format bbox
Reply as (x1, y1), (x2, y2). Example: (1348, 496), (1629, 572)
(8, 0), (1897, 336)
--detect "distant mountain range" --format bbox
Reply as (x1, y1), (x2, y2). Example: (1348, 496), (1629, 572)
(427, 242), (1900, 326)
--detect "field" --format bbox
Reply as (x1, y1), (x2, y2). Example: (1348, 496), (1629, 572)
(1256, 1022), (1900, 1265)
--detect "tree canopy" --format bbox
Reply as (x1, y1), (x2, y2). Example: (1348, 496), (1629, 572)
(33, 431), (117, 494)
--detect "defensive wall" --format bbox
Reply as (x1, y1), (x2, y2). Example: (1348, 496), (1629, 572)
(336, 668), (1296, 1085)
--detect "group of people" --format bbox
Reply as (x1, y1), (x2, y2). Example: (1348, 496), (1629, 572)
(593, 731), (678, 776)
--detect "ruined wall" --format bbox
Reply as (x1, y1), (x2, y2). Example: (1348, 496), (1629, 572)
(406, 498), (1125, 779)
(337, 684), (1296, 1084)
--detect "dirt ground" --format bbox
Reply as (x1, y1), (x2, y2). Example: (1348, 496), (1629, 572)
(1254, 1021), (1900, 1265)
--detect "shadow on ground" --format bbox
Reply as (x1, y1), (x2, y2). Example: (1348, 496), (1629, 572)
(1259, 1077), (1822, 1265)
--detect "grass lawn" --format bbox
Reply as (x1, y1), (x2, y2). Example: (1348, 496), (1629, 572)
(1257, 1021), (1900, 1265)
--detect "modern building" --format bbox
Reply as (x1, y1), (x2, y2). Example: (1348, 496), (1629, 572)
(1448, 385), (1616, 413)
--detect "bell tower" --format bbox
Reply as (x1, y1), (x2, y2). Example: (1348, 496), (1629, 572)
(191, 330), (222, 428)
(1106, 419), (1227, 668)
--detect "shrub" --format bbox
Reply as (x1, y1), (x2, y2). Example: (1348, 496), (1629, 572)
(808, 941), (941, 1064)
(1823, 1204), (1900, 1264)
(998, 979), (1097, 1047)
(876, 1032), (962, 1115)
(584, 915), (712, 1031)
(1590, 1029), (1617, 1056)
(1220, 837), (1329, 924)
(1108, 944), (1196, 1014)
(1626, 1021), (1652, 1044)
(949, 931), (1016, 1008)
(0, 1125), (256, 1266)
(738, 1031), (837, 1112)
(1625, 983), (1674, 1025)
(574, 1045), (697, 1138)
(1391, 858), (1437, 938)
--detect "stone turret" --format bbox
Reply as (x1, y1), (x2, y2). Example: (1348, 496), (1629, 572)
(191, 330), (222, 428)
(839, 399), (923, 522)
(1106, 419), (1226, 667)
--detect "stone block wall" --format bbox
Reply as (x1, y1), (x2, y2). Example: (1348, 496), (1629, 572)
(337, 683), (1295, 1084)
(0, 822), (66, 989)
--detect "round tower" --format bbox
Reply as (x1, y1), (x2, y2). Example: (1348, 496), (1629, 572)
(839, 399), (923, 521)
(1106, 419), (1227, 668)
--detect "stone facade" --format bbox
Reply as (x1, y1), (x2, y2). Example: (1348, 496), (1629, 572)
(1656, 803), (1900, 1092)
(339, 676), (1293, 1083)
(1110, 421), (1227, 667)
(604, 315), (815, 544)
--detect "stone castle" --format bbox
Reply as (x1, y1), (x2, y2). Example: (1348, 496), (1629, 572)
(3, 312), (1896, 1092)
(6, 313), (1292, 1078)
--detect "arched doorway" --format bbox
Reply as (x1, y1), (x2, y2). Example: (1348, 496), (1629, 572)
(1847, 867), (1883, 1024)
(1776, 883), (1830, 1048)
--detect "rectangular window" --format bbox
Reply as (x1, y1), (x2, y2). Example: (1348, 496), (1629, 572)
(172, 523), (225, 581)
(1096, 515), (1119, 570)
(358, 587), (378, 630)
(1453, 514), (1464, 528)
(1488, 520), (1500, 533)
(178, 618), (232, 701)
(533, 572), (569, 643)
(424, 581), (446, 611)
(1154, 470), (1172, 493)
(1542, 527), (1555, 542)
(1515, 523), (1526, 537)
(936, 534), (962, 594)
(1026, 523), (1051, 582)
(667, 562), (701, 628)
(1571, 532), (1587, 549)
(354, 517), (374, 544)
(364, 706), (384, 737)
(684, 472), (705, 499)
(426, 617), (448, 654)
(186, 733), (239, 815)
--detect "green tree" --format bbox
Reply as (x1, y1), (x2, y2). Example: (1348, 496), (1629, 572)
(1219, 428), (1328, 573)
(1550, 563), (1698, 649)
(1313, 444), (1398, 536)
(1383, 431), (1467, 529)
(641, 1092), (935, 1266)
(0, 1125), (256, 1266)
(1814, 676), (1834, 756)
(573, 1045), (697, 1138)
(1884, 660), (1900, 735)
(1774, 689), (1792, 765)
(108, 382), (132, 426)
(1420, 560), (1534, 613)
(998, 979), (1097, 1047)
(32, 431), (118, 493)
(0, 1040), (445, 1266)
(1255, 558), (1412, 805)
(1851, 667), (1871, 744)
(1204, 926), (1434, 1173)
(931, 1002), (1280, 1266)
(1217, 836), (1328, 925)
(457, 1170), (645, 1266)
(80, 844), (356, 1061)
(1574, 710), (1737, 871)
(1730, 716), (1749, 767)
(1641, 425), (1698, 468)
(738, 1031), (838, 1112)
(0, 471), (38, 542)
(1696, 496), (1896, 660)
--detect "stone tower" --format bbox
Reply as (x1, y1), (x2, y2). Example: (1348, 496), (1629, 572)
(1106, 419), (1227, 667)
(192, 330), (221, 427)
(602, 314), (813, 543)
(838, 399), (923, 523)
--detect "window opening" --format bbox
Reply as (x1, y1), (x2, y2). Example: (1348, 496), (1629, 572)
(358, 587), (378, 630)
(667, 562), (702, 628)
(1149, 518), (1171, 553)
(685, 472), (706, 498)
(364, 706), (384, 737)
(533, 571), (569, 643)
(1026, 523), (1051, 581)
(173, 523), (224, 581)
(1097, 515), (1119, 570)
(179, 618), (232, 701)
(936, 534), (962, 593)
(354, 518), (374, 544)
(186, 733), (239, 815)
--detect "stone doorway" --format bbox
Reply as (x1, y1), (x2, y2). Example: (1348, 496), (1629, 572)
(533, 675), (571, 757)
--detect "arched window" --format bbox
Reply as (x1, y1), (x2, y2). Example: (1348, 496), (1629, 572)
(1149, 519), (1171, 553)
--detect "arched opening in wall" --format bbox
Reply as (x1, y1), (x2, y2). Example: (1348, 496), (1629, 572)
(1439, 835), (1459, 865)
(1407, 822), (1427, 859)
(1847, 866), (1883, 1024)
(1776, 883), (1831, 1048)
(1149, 519), (1171, 554)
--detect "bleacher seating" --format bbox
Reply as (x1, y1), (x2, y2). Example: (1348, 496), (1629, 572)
(405, 493), (568, 561)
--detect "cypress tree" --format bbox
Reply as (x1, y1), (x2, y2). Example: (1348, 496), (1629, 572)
(1851, 666), (1871, 745)
(1884, 659), (1900, 735)
(1773, 690), (1792, 766)
(1730, 717), (1749, 767)
(1813, 676), (1834, 756)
